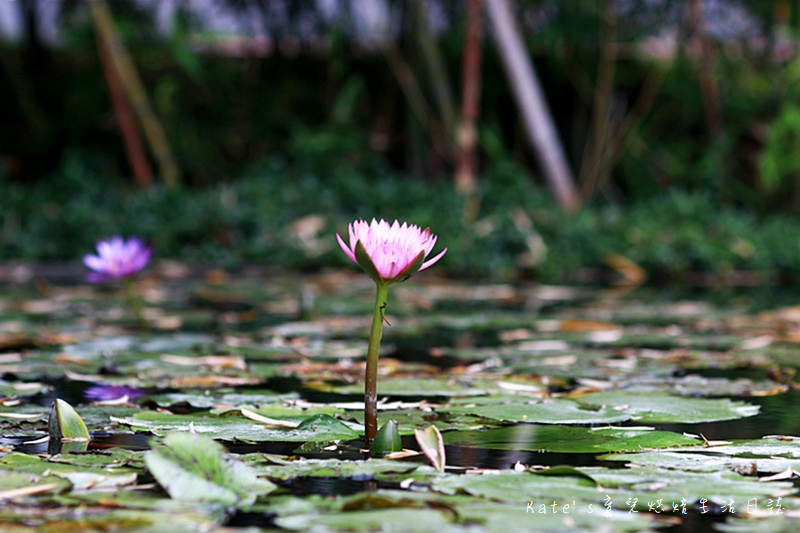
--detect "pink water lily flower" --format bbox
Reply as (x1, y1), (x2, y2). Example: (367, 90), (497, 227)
(83, 236), (153, 282)
(337, 219), (446, 285)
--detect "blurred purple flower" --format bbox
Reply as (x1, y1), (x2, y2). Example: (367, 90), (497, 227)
(83, 236), (153, 282)
(84, 384), (144, 402)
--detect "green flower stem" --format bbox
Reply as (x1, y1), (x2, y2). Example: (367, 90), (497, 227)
(364, 283), (389, 445)
(123, 277), (148, 330)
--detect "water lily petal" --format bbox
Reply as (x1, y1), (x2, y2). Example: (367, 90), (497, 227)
(83, 236), (153, 282)
(337, 219), (446, 285)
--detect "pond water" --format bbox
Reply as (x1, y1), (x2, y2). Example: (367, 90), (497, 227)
(2, 271), (800, 532)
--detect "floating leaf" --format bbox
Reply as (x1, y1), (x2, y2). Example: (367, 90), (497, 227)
(240, 407), (300, 428)
(276, 507), (454, 531)
(415, 425), (445, 472)
(295, 413), (360, 441)
(0, 470), (70, 499)
(144, 432), (276, 506)
(442, 398), (630, 425)
(112, 410), (360, 442)
(597, 450), (800, 475)
(326, 377), (489, 397)
(444, 425), (699, 453)
(574, 392), (760, 423)
(248, 454), (420, 480)
(530, 466), (599, 485)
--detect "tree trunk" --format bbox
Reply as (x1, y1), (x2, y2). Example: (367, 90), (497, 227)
(485, 0), (580, 212)
(96, 27), (153, 188)
(455, 0), (483, 197)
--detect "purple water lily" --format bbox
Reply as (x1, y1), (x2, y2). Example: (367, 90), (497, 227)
(84, 384), (144, 402)
(83, 236), (153, 282)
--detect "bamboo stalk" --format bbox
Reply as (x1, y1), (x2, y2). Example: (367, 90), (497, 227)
(382, 44), (448, 164)
(414, 0), (458, 149)
(579, 0), (616, 201)
(95, 26), (153, 188)
(455, 0), (483, 198)
(88, 0), (181, 187)
(485, 0), (580, 213)
(687, 0), (722, 140)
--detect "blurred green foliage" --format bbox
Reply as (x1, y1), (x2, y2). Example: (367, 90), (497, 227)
(3, 159), (800, 283)
(0, 0), (797, 205)
(3, 1), (800, 282)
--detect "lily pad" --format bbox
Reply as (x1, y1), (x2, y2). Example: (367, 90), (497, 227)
(144, 432), (276, 505)
(660, 437), (800, 459)
(443, 425), (699, 453)
(574, 392), (760, 423)
(112, 410), (360, 442)
(146, 390), (291, 409)
(441, 398), (631, 425)
(323, 377), (490, 397)
(249, 454), (421, 480)
(276, 506), (455, 532)
(597, 450), (800, 475)
(0, 469), (71, 496)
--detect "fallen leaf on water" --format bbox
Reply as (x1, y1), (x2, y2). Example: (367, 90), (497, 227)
(0, 483), (63, 500)
(161, 354), (247, 370)
(55, 353), (91, 365)
(759, 467), (800, 482)
(384, 449), (422, 460)
(0, 412), (45, 419)
(63, 370), (108, 382)
(169, 376), (262, 388)
(560, 319), (621, 332)
(239, 407), (300, 428)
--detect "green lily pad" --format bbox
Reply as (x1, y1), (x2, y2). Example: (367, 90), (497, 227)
(660, 437), (800, 459)
(0, 469), (71, 495)
(717, 515), (798, 532)
(112, 410), (360, 442)
(324, 377), (491, 397)
(454, 501), (657, 533)
(441, 398), (631, 425)
(433, 465), (794, 512)
(574, 392), (760, 423)
(248, 454), (421, 480)
(604, 375), (788, 398)
(146, 390), (291, 409)
(144, 432), (276, 505)
(432, 469), (606, 503)
(584, 465), (795, 509)
(443, 425), (699, 453)
(597, 450), (800, 475)
(276, 507), (455, 532)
